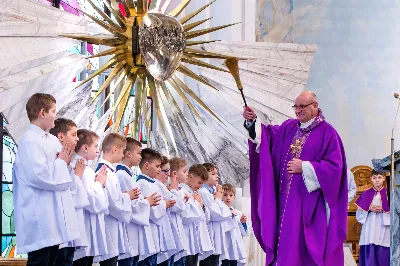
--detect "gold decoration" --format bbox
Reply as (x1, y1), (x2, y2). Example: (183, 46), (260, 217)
(63, 0), (241, 152)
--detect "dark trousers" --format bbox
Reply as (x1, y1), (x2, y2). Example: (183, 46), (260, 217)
(100, 256), (118, 266)
(174, 257), (186, 266)
(27, 245), (59, 266)
(185, 254), (198, 266)
(73, 256), (94, 266)
(55, 247), (75, 266)
(138, 254), (157, 266)
(199, 254), (220, 266)
(221, 260), (238, 266)
(119, 256), (140, 266)
(158, 255), (174, 266)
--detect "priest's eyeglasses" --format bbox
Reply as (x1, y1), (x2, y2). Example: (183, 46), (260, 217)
(292, 102), (315, 110)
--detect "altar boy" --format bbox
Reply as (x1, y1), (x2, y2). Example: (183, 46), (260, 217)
(221, 184), (248, 266)
(179, 164), (214, 266)
(198, 163), (235, 266)
(355, 170), (390, 266)
(116, 138), (160, 266)
(13, 93), (79, 266)
(49, 118), (90, 266)
(72, 129), (108, 266)
(137, 148), (177, 266)
(94, 133), (138, 266)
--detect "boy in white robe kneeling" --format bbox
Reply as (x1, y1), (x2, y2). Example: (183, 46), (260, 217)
(137, 148), (177, 266)
(198, 163), (236, 266)
(116, 138), (161, 266)
(180, 164), (214, 266)
(221, 184), (248, 266)
(13, 93), (79, 266)
(153, 156), (186, 266)
(72, 129), (108, 266)
(94, 133), (139, 266)
(355, 170), (390, 266)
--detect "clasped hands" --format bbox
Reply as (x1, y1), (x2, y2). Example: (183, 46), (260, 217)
(370, 205), (383, 213)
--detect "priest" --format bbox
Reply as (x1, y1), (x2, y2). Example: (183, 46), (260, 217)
(243, 91), (348, 266)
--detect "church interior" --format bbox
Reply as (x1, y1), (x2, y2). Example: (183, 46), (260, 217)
(0, 0), (399, 265)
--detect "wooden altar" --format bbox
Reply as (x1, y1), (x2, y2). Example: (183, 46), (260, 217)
(345, 165), (389, 263)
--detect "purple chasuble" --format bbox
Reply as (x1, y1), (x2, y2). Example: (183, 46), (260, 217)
(248, 110), (348, 266)
(355, 187), (389, 213)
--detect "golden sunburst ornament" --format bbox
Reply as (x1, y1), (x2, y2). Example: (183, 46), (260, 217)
(62, 0), (240, 150)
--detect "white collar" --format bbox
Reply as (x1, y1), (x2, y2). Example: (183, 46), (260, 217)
(300, 117), (315, 129)
(99, 159), (116, 171)
(28, 124), (49, 138)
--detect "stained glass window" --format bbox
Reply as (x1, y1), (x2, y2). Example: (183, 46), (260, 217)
(1, 114), (22, 258)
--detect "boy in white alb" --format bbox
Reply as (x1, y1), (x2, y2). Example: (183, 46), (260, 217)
(355, 171), (390, 266)
(13, 93), (79, 266)
(72, 129), (108, 266)
(94, 133), (139, 266)
(154, 156), (185, 265)
(116, 138), (160, 266)
(136, 148), (177, 266)
(49, 118), (90, 266)
(179, 164), (214, 266)
(198, 163), (235, 266)
(221, 184), (248, 266)
(168, 157), (191, 266)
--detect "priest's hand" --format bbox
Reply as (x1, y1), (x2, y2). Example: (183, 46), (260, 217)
(214, 185), (224, 200)
(145, 192), (161, 207)
(240, 213), (247, 223)
(287, 159), (303, 174)
(243, 106), (256, 122)
(74, 159), (86, 178)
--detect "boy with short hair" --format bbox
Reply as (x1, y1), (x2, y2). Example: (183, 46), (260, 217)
(356, 170), (390, 266)
(116, 137), (160, 266)
(72, 129), (109, 266)
(221, 184), (248, 266)
(137, 148), (177, 266)
(49, 118), (90, 266)
(179, 164), (214, 266)
(13, 93), (79, 266)
(94, 133), (139, 266)
(154, 156), (185, 266)
(198, 163), (234, 266)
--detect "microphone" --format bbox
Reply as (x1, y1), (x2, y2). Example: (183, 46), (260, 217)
(392, 93), (400, 189)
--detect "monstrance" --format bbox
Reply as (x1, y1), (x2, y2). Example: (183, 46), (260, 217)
(62, 0), (240, 149)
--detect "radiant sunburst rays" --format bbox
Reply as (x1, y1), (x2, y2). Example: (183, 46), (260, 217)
(62, 0), (239, 151)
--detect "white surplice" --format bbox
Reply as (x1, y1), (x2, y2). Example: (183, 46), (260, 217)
(72, 155), (109, 261)
(13, 124), (79, 254)
(137, 174), (176, 263)
(60, 156), (90, 250)
(221, 208), (248, 265)
(94, 159), (132, 262)
(356, 193), (390, 247)
(180, 184), (214, 259)
(115, 164), (157, 261)
(154, 179), (186, 262)
(198, 185), (235, 260)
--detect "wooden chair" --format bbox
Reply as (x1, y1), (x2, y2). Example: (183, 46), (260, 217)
(0, 258), (27, 265)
